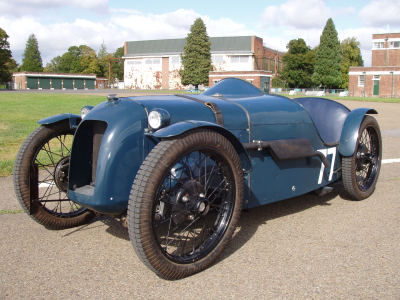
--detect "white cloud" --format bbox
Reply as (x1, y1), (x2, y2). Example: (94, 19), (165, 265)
(358, 0), (400, 27)
(1, 0), (109, 17)
(260, 0), (332, 30)
(1, 9), (250, 65)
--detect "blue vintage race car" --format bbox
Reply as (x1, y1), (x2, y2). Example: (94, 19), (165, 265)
(14, 78), (381, 279)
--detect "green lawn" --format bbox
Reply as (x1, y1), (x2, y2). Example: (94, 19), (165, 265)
(0, 91), (399, 177)
(0, 93), (105, 177)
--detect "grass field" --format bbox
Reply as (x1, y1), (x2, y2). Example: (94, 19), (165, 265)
(0, 93), (105, 176)
(0, 91), (399, 177)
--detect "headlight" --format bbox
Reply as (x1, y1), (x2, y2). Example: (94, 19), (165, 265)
(81, 105), (94, 119)
(148, 108), (170, 130)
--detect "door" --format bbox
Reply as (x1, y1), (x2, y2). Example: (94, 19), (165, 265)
(27, 77), (38, 89)
(162, 57), (169, 90)
(85, 79), (95, 89)
(74, 79), (84, 89)
(51, 78), (62, 89)
(63, 78), (73, 89)
(39, 78), (50, 89)
(373, 80), (379, 95)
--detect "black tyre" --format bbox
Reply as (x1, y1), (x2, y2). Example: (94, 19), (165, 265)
(342, 116), (382, 200)
(128, 130), (244, 279)
(13, 120), (95, 229)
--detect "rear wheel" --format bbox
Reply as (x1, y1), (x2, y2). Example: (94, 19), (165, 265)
(13, 120), (95, 229)
(128, 129), (244, 279)
(342, 116), (382, 200)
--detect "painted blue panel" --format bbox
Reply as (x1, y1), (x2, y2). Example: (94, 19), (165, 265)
(202, 77), (263, 97)
(129, 95), (248, 131)
(38, 113), (81, 129)
(339, 108), (378, 157)
(68, 99), (148, 214)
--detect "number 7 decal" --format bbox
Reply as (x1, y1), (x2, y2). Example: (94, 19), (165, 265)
(317, 147), (336, 184)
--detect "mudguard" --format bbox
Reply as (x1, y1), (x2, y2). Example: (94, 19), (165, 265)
(154, 120), (252, 172)
(38, 113), (81, 129)
(339, 108), (378, 157)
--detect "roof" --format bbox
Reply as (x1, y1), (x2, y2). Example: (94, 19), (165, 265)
(12, 71), (97, 78)
(125, 36), (253, 57)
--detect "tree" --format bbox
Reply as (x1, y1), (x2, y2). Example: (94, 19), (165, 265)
(0, 28), (13, 82)
(111, 46), (124, 80)
(340, 37), (363, 89)
(44, 55), (62, 72)
(80, 46), (101, 75)
(312, 18), (342, 88)
(280, 38), (315, 88)
(20, 34), (43, 72)
(98, 41), (111, 77)
(180, 18), (212, 88)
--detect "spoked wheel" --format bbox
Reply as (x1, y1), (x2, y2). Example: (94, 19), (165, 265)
(128, 130), (244, 279)
(13, 120), (95, 229)
(342, 116), (382, 200)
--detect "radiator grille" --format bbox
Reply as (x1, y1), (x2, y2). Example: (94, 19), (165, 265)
(91, 121), (107, 186)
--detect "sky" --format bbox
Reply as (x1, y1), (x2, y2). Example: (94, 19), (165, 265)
(1, 0), (400, 68)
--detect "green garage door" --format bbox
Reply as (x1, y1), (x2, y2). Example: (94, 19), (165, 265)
(27, 77), (38, 89)
(373, 80), (380, 96)
(39, 78), (50, 89)
(52, 78), (62, 89)
(86, 79), (95, 89)
(63, 78), (73, 89)
(75, 78), (84, 89)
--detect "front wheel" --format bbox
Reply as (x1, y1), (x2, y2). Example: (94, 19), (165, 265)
(342, 116), (382, 200)
(13, 120), (95, 229)
(128, 130), (244, 279)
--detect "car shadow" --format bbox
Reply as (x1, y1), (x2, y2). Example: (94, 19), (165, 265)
(89, 181), (355, 261)
(216, 181), (353, 263)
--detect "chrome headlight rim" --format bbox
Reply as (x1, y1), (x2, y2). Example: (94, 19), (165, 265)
(148, 108), (170, 130)
(81, 105), (94, 119)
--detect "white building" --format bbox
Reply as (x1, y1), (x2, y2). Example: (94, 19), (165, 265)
(123, 36), (284, 90)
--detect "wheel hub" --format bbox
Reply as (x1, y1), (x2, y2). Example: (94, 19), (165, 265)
(54, 156), (70, 192)
(356, 145), (373, 171)
(170, 180), (213, 225)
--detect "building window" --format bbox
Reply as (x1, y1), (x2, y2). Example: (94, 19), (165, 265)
(171, 56), (181, 64)
(390, 41), (400, 48)
(373, 42), (384, 49)
(373, 75), (380, 80)
(127, 59), (142, 65)
(358, 75), (365, 86)
(231, 56), (249, 63)
(212, 55), (223, 64)
(145, 58), (160, 65)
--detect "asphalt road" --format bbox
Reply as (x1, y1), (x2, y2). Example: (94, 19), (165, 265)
(1, 99), (399, 299)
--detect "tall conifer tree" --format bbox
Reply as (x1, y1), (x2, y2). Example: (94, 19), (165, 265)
(21, 34), (43, 72)
(180, 18), (212, 88)
(0, 28), (13, 81)
(312, 18), (342, 88)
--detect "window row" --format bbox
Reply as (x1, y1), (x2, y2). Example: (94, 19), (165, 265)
(127, 58), (161, 65)
(373, 41), (400, 49)
(127, 55), (251, 65)
(358, 75), (381, 86)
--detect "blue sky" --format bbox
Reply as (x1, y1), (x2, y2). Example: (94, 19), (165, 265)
(1, 0), (400, 67)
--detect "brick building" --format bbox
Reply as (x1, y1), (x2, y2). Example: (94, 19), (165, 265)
(349, 32), (400, 97)
(123, 36), (284, 91)
(12, 72), (104, 90)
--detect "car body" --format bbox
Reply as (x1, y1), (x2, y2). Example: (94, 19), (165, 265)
(14, 78), (382, 279)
